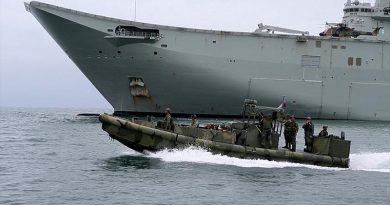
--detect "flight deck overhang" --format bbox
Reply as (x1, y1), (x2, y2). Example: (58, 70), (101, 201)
(25, 1), (390, 44)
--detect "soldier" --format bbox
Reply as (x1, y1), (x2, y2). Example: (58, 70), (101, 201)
(319, 126), (328, 137)
(289, 115), (299, 152)
(260, 115), (273, 147)
(163, 108), (173, 130)
(191, 114), (199, 127)
(302, 117), (314, 152)
(282, 115), (291, 149)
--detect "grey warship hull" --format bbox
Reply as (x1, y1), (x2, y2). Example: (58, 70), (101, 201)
(26, 1), (390, 121)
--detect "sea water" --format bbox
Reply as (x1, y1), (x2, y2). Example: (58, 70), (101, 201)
(0, 107), (389, 204)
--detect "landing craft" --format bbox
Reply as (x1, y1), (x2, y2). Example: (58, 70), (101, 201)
(26, 0), (390, 121)
(99, 99), (351, 168)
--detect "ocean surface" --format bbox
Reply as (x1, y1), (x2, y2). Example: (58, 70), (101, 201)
(0, 107), (389, 205)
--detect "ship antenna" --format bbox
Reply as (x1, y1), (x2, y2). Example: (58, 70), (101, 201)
(134, 0), (137, 21)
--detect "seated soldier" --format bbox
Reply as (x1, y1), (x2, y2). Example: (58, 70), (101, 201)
(318, 126), (329, 137)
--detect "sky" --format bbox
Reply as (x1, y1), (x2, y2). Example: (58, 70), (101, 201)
(0, 0), (376, 109)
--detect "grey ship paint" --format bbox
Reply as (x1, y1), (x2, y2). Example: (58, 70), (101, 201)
(25, 0), (390, 121)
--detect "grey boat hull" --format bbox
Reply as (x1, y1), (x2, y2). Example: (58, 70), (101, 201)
(99, 114), (350, 168)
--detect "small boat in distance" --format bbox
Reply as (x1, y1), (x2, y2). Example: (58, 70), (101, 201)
(99, 100), (351, 168)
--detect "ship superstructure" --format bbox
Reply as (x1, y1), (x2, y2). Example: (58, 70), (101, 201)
(25, 0), (390, 121)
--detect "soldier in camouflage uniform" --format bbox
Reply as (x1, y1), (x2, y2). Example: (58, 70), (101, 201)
(260, 115), (273, 147)
(302, 117), (314, 152)
(282, 115), (291, 149)
(289, 115), (299, 152)
(284, 115), (298, 151)
(191, 114), (199, 127)
(318, 126), (328, 137)
(163, 108), (173, 131)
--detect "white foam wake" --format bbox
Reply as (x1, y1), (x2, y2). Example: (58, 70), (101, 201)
(350, 152), (390, 173)
(122, 147), (390, 173)
(144, 147), (342, 171)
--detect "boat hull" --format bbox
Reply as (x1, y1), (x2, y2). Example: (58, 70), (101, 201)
(99, 114), (350, 168)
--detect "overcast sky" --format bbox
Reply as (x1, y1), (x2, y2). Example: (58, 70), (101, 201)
(0, 0), (376, 109)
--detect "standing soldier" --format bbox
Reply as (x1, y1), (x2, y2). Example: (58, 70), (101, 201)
(289, 115), (299, 152)
(191, 114), (199, 127)
(302, 117), (314, 152)
(163, 108), (173, 130)
(283, 115), (291, 149)
(260, 115), (273, 147)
